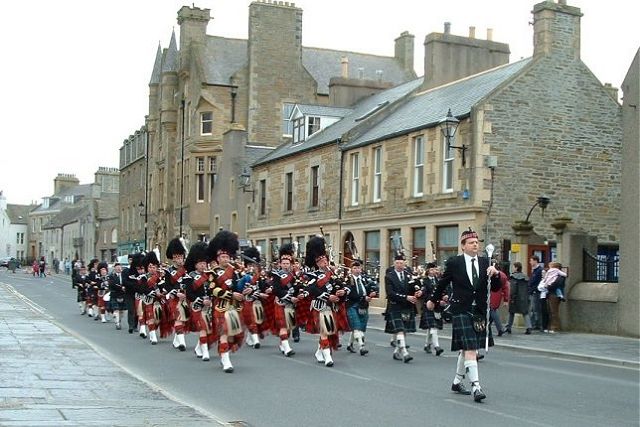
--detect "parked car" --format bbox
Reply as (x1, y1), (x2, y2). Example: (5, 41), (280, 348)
(0, 257), (20, 269)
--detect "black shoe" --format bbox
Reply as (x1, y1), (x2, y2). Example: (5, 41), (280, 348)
(476, 354), (484, 361)
(128, 329), (133, 334)
(403, 354), (413, 363)
(435, 347), (444, 356)
(473, 386), (487, 402)
(525, 328), (532, 335)
(505, 327), (512, 334)
(390, 341), (410, 349)
(498, 330), (504, 337)
(346, 344), (356, 353)
(293, 336), (300, 343)
(360, 348), (369, 356)
(424, 344), (432, 354)
(451, 382), (471, 395)
(253, 342), (261, 349)
(393, 352), (402, 360)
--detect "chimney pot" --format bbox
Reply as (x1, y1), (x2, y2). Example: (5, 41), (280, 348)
(486, 28), (493, 41)
(469, 26), (476, 38)
(341, 56), (349, 78)
(444, 22), (451, 34)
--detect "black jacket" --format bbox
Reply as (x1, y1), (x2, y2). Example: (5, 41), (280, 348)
(430, 255), (499, 316)
(385, 267), (417, 312)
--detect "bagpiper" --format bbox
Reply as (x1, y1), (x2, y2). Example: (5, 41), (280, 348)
(86, 259), (100, 319)
(72, 263), (89, 315)
(137, 251), (168, 345)
(270, 243), (299, 357)
(96, 262), (111, 323)
(207, 230), (245, 373)
(165, 237), (189, 352)
(108, 262), (127, 330)
(420, 262), (445, 356)
(239, 246), (269, 350)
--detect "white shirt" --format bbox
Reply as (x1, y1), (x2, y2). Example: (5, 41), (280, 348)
(463, 253), (478, 286)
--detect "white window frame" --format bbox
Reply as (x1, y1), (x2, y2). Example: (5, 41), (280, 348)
(351, 153), (360, 206)
(307, 116), (320, 137)
(292, 117), (304, 144)
(443, 135), (454, 193)
(200, 111), (213, 136)
(282, 103), (294, 137)
(413, 136), (424, 197)
(372, 146), (382, 203)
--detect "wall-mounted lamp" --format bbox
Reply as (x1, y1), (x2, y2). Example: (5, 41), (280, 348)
(439, 109), (467, 166)
(138, 201), (145, 216)
(524, 195), (551, 222)
(239, 167), (254, 194)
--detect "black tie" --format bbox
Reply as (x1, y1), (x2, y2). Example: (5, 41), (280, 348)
(357, 277), (364, 296)
(399, 271), (404, 282)
(471, 258), (479, 288)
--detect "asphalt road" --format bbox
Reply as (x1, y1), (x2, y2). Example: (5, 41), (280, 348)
(2, 270), (639, 427)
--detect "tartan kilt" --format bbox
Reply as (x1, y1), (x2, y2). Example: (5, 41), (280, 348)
(110, 296), (126, 311)
(335, 303), (351, 333)
(76, 290), (85, 303)
(272, 304), (289, 334)
(262, 294), (276, 333)
(213, 309), (245, 341)
(384, 309), (416, 334)
(419, 309), (444, 330)
(242, 300), (268, 335)
(295, 297), (310, 327)
(450, 312), (494, 351)
(143, 302), (160, 326)
(306, 309), (337, 335)
(346, 305), (369, 332)
(166, 298), (178, 324)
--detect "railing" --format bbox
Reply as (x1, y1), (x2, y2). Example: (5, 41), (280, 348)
(583, 249), (619, 282)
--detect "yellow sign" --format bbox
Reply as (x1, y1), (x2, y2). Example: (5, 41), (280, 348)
(511, 243), (521, 253)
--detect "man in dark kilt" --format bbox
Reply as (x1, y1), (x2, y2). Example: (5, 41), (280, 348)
(427, 228), (499, 403)
(108, 263), (127, 330)
(72, 263), (89, 314)
(420, 262), (445, 356)
(346, 259), (378, 356)
(123, 253), (144, 334)
(384, 254), (422, 363)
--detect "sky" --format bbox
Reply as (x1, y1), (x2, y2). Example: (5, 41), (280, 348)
(1, 0), (637, 206)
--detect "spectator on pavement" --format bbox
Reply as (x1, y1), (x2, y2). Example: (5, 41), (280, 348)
(32, 260), (39, 277)
(505, 262), (532, 334)
(489, 263), (510, 337)
(53, 258), (60, 274)
(538, 262), (567, 333)
(528, 256), (544, 330)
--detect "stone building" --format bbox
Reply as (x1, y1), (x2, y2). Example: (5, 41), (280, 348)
(121, 0), (416, 255)
(248, 0), (622, 302)
(0, 192), (32, 263)
(29, 169), (119, 264)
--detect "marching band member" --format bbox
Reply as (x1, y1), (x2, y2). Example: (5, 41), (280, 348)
(346, 259), (378, 356)
(137, 251), (167, 345)
(165, 237), (189, 352)
(183, 242), (215, 362)
(86, 259), (100, 319)
(207, 230), (245, 373)
(127, 253), (146, 335)
(108, 263), (127, 330)
(270, 243), (299, 357)
(72, 263), (88, 315)
(427, 228), (499, 403)
(384, 254), (422, 363)
(96, 262), (111, 323)
(304, 236), (345, 367)
(239, 246), (268, 350)
(420, 262), (445, 356)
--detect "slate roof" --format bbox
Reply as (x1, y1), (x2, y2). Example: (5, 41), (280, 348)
(31, 184), (93, 214)
(5, 204), (32, 225)
(198, 36), (414, 95)
(162, 31), (179, 73)
(246, 145), (275, 166)
(294, 104), (353, 119)
(344, 58), (532, 148)
(43, 206), (88, 229)
(253, 77), (424, 166)
(149, 43), (163, 85)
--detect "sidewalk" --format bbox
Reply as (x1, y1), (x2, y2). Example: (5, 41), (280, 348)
(367, 307), (640, 368)
(0, 283), (223, 427)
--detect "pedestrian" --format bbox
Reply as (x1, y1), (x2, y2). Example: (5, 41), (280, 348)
(489, 263), (510, 337)
(538, 261), (567, 333)
(384, 253), (422, 363)
(53, 258), (60, 274)
(420, 262), (446, 356)
(528, 256), (544, 330)
(505, 262), (532, 334)
(427, 228), (500, 403)
(39, 257), (46, 278)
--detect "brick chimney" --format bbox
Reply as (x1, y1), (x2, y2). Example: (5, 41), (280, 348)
(54, 174), (79, 195)
(177, 5), (211, 69)
(422, 22), (510, 90)
(532, 0), (583, 59)
(394, 31), (415, 75)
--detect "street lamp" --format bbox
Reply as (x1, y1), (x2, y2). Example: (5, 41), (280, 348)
(439, 109), (467, 166)
(239, 167), (254, 194)
(524, 195), (551, 223)
(138, 201), (147, 251)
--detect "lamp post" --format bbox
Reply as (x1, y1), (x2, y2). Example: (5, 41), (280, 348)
(439, 109), (467, 166)
(230, 84), (238, 123)
(138, 201), (147, 251)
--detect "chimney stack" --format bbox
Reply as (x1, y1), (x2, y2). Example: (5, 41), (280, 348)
(532, 0), (583, 59)
(469, 26), (476, 39)
(341, 56), (349, 78)
(444, 22), (451, 34)
(486, 28), (493, 41)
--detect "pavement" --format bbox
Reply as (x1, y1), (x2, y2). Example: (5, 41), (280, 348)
(0, 282), (224, 427)
(0, 279), (638, 426)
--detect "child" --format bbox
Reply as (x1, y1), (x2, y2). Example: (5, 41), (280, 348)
(539, 262), (567, 301)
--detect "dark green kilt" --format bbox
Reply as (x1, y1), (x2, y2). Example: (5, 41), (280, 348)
(451, 312), (494, 351)
(384, 309), (416, 334)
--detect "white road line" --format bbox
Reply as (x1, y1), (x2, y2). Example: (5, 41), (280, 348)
(443, 398), (555, 426)
(270, 354), (372, 381)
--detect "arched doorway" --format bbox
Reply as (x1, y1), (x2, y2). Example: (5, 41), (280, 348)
(342, 232), (358, 267)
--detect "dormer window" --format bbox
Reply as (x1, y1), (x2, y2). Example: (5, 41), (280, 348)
(307, 116), (320, 136)
(293, 117), (304, 143)
(42, 197), (49, 209)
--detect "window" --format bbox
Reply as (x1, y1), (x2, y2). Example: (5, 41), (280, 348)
(443, 136), (454, 193)
(282, 103), (294, 136)
(208, 156), (217, 201)
(372, 146), (382, 203)
(285, 172), (293, 212)
(196, 157), (205, 202)
(388, 229), (402, 266)
(259, 179), (267, 216)
(308, 116), (320, 136)
(111, 228), (117, 244)
(159, 168), (165, 207)
(103, 230), (107, 244)
(201, 112), (213, 135)
(413, 136), (424, 196)
(310, 166), (319, 208)
(293, 117), (304, 143)
(437, 225), (459, 262)
(365, 231), (381, 273)
(32, 219), (35, 233)
(412, 227), (426, 267)
(351, 153), (359, 206)
(256, 240), (267, 259)
(269, 238), (279, 263)
(296, 236), (305, 258)
(231, 212), (238, 233)
(16, 233), (20, 244)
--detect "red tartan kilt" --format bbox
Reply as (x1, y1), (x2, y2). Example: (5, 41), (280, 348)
(189, 309), (208, 332)
(295, 297), (310, 327)
(143, 303), (158, 325)
(97, 296), (105, 309)
(335, 302), (351, 332)
(306, 310), (321, 334)
(272, 304), (287, 334)
(262, 295), (276, 332)
(159, 302), (173, 338)
(166, 298), (178, 323)
(242, 300), (255, 326)
(213, 309), (244, 338)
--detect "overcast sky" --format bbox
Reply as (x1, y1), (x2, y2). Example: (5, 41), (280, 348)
(1, 0), (637, 206)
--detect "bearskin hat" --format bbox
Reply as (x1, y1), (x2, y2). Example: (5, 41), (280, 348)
(279, 243), (296, 262)
(304, 236), (327, 268)
(184, 242), (210, 273)
(208, 230), (239, 260)
(97, 262), (109, 273)
(143, 251), (160, 270)
(88, 258), (99, 270)
(243, 246), (261, 265)
(165, 237), (187, 259)
(130, 253), (145, 270)
(425, 262), (437, 269)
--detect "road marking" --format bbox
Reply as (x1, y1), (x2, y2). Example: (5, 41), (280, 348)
(0, 282), (52, 319)
(269, 354), (372, 381)
(444, 398), (555, 426)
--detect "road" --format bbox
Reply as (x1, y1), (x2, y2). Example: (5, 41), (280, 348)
(2, 270), (638, 427)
